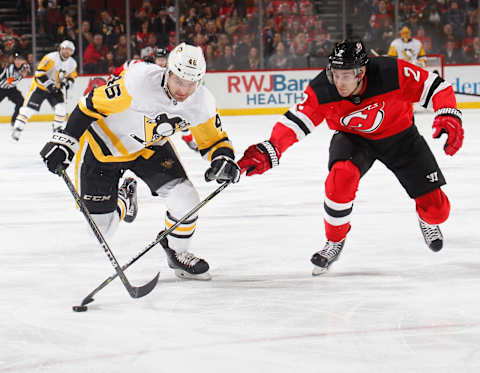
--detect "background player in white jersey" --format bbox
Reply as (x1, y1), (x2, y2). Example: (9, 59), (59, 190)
(387, 26), (427, 67)
(40, 43), (240, 280)
(0, 52), (29, 127)
(11, 40), (77, 141)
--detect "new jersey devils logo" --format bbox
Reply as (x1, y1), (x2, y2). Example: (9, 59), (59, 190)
(83, 77), (107, 96)
(340, 102), (385, 133)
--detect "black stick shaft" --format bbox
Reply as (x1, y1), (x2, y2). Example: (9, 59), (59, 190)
(79, 181), (230, 306)
(60, 169), (158, 299)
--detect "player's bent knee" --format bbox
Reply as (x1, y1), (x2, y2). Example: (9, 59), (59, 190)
(415, 188), (450, 225)
(165, 179), (200, 218)
(91, 212), (120, 238)
(54, 103), (66, 117)
(19, 106), (36, 120)
(325, 160), (361, 202)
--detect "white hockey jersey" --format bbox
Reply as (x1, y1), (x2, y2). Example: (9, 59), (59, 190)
(387, 38), (426, 66)
(77, 62), (233, 163)
(33, 51), (78, 91)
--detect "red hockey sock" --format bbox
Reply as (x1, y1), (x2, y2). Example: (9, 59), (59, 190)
(415, 188), (450, 225)
(182, 133), (193, 142)
(324, 161), (360, 242)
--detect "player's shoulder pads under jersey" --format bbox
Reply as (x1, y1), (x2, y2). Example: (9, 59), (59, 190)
(185, 85), (217, 125)
(79, 74), (132, 119)
(308, 70), (344, 105)
(361, 56), (399, 99)
(124, 62), (165, 110)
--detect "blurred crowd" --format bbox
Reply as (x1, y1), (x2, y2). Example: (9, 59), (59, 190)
(360, 0), (480, 64)
(1, 0), (480, 74)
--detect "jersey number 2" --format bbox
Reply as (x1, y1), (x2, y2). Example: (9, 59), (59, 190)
(403, 66), (420, 82)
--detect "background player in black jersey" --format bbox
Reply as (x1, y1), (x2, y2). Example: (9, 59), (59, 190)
(238, 39), (463, 275)
(0, 52), (29, 127)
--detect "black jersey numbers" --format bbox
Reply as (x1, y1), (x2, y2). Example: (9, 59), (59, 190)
(105, 76), (122, 99)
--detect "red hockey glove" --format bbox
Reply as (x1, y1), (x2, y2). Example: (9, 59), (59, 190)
(432, 108), (463, 156)
(238, 141), (280, 176)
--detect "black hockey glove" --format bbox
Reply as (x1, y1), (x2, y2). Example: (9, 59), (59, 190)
(45, 82), (57, 94)
(61, 78), (74, 91)
(40, 132), (79, 175)
(205, 156), (240, 184)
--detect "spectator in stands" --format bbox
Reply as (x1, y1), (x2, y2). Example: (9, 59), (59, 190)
(445, 1), (466, 41)
(140, 33), (158, 60)
(246, 46), (260, 70)
(442, 36), (463, 64)
(16, 35), (31, 59)
(205, 20), (218, 45)
(215, 44), (235, 70)
(166, 31), (177, 52)
(135, 20), (150, 50)
(185, 22), (201, 45)
(56, 13), (77, 45)
(216, 33), (230, 57)
(464, 36), (480, 63)
(268, 41), (291, 69)
(462, 24), (475, 55)
(113, 34), (129, 67)
(154, 6), (176, 47)
(99, 10), (124, 47)
(234, 33), (252, 69)
(80, 20), (93, 53)
(224, 8), (241, 36)
(290, 32), (309, 68)
(83, 33), (108, 74)
(218, 0), (235, 24)
(204, 43), (217, 71)
(181, 7), (199, 36)
(133, 6), (150, 34)
(105, 49), (116, 74)
(438, 23), (456, 53)
(37, 0), (48, 35)
(308, 31), (332, 66)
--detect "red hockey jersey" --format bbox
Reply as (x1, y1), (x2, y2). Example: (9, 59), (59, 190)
(270, 57), (458, 154)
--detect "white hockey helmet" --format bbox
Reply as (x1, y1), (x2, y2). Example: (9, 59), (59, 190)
(167, 42), (206, 83)
(60, 40), (75, 54)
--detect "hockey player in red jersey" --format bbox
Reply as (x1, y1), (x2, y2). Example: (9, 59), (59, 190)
(238, 39), (463, 275)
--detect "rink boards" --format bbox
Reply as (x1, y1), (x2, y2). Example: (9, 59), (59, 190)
(1, 64), (480, 123)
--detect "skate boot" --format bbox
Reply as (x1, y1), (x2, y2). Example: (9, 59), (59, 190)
(418, 218), (443, 252)
(11, 120), (25, 141)
(118, 177), (138, 223)
(311, 239), (346, 275)
(157, 231), (210, 280)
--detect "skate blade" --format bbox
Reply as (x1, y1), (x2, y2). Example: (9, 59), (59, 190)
(312, 265), (328, 276)
(174, 269), (211, 281)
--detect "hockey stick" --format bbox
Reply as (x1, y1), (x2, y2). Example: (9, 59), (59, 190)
(60, 169), (159, 299)
(77, 180), (231, 307)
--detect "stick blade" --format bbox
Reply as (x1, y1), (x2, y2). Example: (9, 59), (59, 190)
(131, 272), (160, 298)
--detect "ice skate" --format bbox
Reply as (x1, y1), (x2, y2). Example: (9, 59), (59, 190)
(311, 239), (345, 275)
(157, 232), (211, 280)
(118, 177), (138, 223)
(11, 121), (25, 141)
(418, 218), (443, 252)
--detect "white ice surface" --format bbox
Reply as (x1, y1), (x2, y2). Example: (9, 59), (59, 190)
(0, 112), (479, 373)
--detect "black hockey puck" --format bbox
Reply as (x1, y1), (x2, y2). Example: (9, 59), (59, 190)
(72, 305), (88, 312)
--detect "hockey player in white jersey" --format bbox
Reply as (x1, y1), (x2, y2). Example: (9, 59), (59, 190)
(387, 26), (427, 67)
(12, 40), (77, 141)
(40, 43), (240, 280)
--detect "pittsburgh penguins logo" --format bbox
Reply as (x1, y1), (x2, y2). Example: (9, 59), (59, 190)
(340, 102), (385, 133)
(131, 113), (190, 147)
